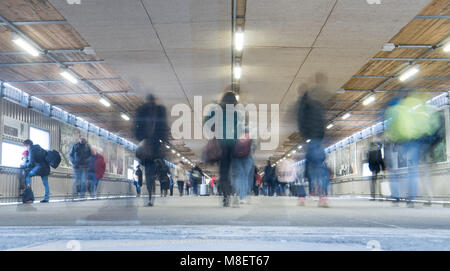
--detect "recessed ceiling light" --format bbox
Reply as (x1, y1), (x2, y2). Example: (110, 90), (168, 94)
(342, 113), (351, 120)
(60, 70), (78, 84)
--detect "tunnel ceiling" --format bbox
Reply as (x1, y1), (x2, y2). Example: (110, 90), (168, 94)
(0, 0), (448, 173)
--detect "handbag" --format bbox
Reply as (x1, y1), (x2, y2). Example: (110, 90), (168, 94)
(233, 132), (251, 158)
(202, 137), (222, 163)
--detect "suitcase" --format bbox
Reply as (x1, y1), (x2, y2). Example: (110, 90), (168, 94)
(200, 184), (209, 196)
(22, 187), (35, 203)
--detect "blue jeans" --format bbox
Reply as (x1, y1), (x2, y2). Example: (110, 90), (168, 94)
(26, 169), (49, 201)
(231, 156), (253, 201)
(88, 172), (99, 197)
(134, 180), (141, 195)
(402, 140), (421, 201)
(73, 168), (87, 198)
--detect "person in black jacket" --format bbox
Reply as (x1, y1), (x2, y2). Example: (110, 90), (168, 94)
(263, 161), (275, 196)
(69, 136), (91, 199)
(22, 139), (51, 203)
(297, 74), (329, 207)
(190, 165), (204, 196)
(368, 142), (386, 201)
(134, 94), (168, 207)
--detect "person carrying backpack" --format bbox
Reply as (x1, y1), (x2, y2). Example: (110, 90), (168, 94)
(22, 139), (51, 203)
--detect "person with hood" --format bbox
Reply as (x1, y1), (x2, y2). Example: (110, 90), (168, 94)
(69, 136), (91, 199)
(134, 94), (168, 207)
(87, 147), (106, 198)
(22, 139), (51, 203)
(368, 142), (385, 201)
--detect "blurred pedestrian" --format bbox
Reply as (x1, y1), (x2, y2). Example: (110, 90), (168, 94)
(134, 165), (143, 197)
(368, 142), (385, 201)
(69, 136), (91, 199)
(134, 94), (168, 207)
(87, 147), (106, 198)
(175, 161), (187, 196)
(190, 165), (204, 196)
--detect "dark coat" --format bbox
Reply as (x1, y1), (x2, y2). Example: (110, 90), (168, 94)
(297, 93), (325, 140)
(368, 149), (385, 174)
(69, 142), (91, 169)
(134, 100), (168, 161)
(190, 166), (204, 182)
(24, 144), (50, 177)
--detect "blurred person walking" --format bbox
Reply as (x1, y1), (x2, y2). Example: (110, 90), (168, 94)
(203, 91), (242, 207)
(296, 73), (328, 207)
(175, 161), (187, 196)
(69, 136), (91, 199)
(368, 142), (385, 201)
(134, 164), (143, 197)
(134, 94), (169, 207)
(385, 94), (440, 208)
(87, 147), (106, 198)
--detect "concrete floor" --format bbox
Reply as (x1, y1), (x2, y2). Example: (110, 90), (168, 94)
(1, 196), (450, 250)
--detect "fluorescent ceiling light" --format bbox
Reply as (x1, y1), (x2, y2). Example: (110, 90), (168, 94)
(60, 71), (78, 84)
(235, 94), (240, 101)
(399, 65), (420, 82)
(99, 98), (111, 107)
(177, 153), (181, 157)
(235, 29), (244, 51)
(287, 153), (291, 157)
(443, 42), (450, 52)
(297, 145), (302, 149)
(120, 113), (130, 121)
(234, 64), (241, 79)
(342, 113), (351, 120)
(327, 124), (334, 129)
(306, 139), (311, 143)
(165, 145), (170, 149)
(12, 34), (40, 57)
(362, 94), (376, 106)
(171, 150), (176, 154)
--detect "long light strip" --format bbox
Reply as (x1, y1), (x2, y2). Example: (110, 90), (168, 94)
(399, 65), (420, 81)
(342, 113), (351, 120)
(234, 64), (242, 79)
(362, 94), (376, 106)
(60, 70), (78, 84)
(12, 34), (40, 57)
(235, 28), (244, 51)
(99, 98), (111, 107)
(120, 113), (130, 121)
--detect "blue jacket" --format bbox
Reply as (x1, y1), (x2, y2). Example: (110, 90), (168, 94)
(24, 144), (50, 177)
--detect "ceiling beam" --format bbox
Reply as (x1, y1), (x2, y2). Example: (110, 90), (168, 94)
(31, 90), (136, 97)
(372, 57), (450, 61)
(0, 60), (104, 67)
(0, 20), (68, 26)
(5, 78), (122, 84)
(0, 49), (85, 55)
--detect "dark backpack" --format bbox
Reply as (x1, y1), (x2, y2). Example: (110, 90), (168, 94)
(22, 187), (34, 203)
(46, 150), (61, 169)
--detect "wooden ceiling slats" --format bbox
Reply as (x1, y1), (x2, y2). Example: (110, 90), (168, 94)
(374, 48), (428, 59)
(71, 62), (119, 79)
(0, 0), (64, 22)
(390, 19), (449, 45)
(355, 60), (409, 76)
(342, 78), (386, 90)
(17, 24), (88, 50)
(417, 0), (450, 16)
